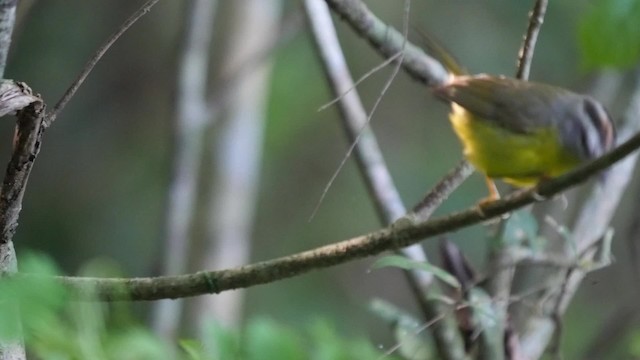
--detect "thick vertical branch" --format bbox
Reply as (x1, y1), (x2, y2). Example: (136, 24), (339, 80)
(152, 0), (217, 340)
(0, 81), (44, 360)
(196, 0), (282, 328)
(0, 90), (44, 243)
(0, 2), (27, 358)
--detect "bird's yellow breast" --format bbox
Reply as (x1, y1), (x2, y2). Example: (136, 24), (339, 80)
(449, 104), (581, 186)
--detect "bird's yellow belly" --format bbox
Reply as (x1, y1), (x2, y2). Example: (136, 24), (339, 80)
(449, 104), (581, 186)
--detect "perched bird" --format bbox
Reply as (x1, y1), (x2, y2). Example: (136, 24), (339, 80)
(424, 35), (615, 199)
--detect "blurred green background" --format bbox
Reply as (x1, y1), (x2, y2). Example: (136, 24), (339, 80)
(5, 0), (640, 357)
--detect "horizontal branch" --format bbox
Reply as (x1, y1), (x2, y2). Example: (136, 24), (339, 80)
(43, 130), (640, 301)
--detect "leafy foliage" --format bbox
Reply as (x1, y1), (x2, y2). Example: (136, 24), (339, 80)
(0, 253), (390, 359)
(196, 318), (389, 360)
(0, 253), (168, 359)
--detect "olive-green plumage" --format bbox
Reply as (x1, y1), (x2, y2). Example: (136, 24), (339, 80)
(418, 32), (615, 189)
(434, 74), (615, 186)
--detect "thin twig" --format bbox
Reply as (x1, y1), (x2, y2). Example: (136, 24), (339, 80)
(43, 0), (160, 127)
(378, 313), (447, 359)
(411, 160), (474, 221)
(516, 0), (548, 80)
(317, 52), (402, 112)
(308, 1), (410, 222)
(307, 4), (409, 222)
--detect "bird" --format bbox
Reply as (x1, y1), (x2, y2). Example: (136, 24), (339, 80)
(423, 35), (615, 200)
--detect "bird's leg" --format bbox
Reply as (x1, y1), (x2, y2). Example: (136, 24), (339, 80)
(476, 177), (500, 217)
(482, 177), (500, 203)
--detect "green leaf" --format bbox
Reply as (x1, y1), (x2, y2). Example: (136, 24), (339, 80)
(371, 255), (461, 289)
(578, 0), (640, 69)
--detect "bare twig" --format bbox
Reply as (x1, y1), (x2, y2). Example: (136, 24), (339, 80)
(411, 160), (474, 221)
(379, 313), (447, 359)
(516, 0), (548, 80)
(308, 0), (411, 221)
(196, 0), (282, 329)
(308, 1), (407, 222)
(304, 1), (466, 359)
(43, 0), (160, 127)
(152, 0), (217, 341)
(317, 52), (402, 112)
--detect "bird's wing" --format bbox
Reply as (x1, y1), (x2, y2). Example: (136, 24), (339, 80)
(434, 75), (562, 134)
